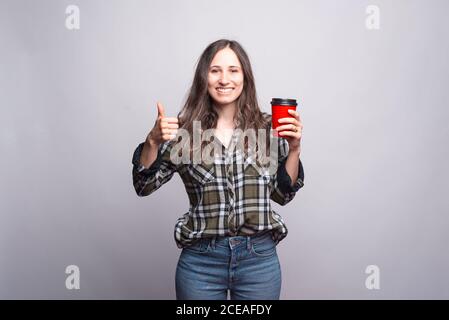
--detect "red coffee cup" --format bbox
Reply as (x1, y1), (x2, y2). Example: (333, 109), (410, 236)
(271, 98), (298, 136)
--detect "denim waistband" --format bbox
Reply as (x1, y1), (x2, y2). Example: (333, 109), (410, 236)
(197, 230), (274, 251)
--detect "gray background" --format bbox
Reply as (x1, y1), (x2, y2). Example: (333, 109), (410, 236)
(1, 0), (448, 299)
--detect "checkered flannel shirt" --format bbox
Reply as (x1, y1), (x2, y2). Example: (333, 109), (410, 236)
(132, 121), (305, 248)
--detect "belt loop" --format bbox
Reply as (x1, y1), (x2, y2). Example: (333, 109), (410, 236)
(247, 236), (251, 251)
(211, 236), (216, 250)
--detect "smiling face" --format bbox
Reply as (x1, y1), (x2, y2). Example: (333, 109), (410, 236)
(207, 47), (244, 109)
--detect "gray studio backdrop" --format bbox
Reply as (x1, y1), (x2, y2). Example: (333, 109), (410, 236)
(1, 0), (448, 299)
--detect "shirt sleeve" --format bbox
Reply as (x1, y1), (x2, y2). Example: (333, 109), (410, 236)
(131, 141), (177, 197)
(270, 136), (305, 206)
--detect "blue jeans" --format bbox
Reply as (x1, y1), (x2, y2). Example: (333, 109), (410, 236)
(175, 231), (282, 300)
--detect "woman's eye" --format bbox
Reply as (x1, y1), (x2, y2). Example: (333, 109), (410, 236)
(231, 69), (238, 73)
(211, 70), (218, 73)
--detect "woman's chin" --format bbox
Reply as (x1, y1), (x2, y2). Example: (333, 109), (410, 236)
(213, 97), (237, 107)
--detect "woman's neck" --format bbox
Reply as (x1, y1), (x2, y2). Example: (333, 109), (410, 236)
(215, 102), (237, 129)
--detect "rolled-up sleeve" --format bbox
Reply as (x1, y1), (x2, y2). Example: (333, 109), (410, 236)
(270, 137), (305, 206)
(132, 141), (176, 197)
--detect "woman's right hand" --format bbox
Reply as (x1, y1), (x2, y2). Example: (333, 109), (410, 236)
(146, 102), (179, 147)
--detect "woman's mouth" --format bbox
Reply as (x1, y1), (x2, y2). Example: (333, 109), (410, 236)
(216, 87), (234, 94)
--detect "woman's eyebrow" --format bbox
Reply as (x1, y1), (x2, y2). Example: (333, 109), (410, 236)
(210, 65), (241, 69)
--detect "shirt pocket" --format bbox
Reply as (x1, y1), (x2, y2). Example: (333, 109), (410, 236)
(243, 159), (271, 200)
(243, 158), (270, 178)
(188, 162), (216, 185)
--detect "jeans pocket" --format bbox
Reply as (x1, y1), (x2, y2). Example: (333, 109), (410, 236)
(251, 237), (277, 257)
(184, 240), (211, 254)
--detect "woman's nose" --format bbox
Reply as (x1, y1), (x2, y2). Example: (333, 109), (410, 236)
(219, 72), (230, 84)
(219, 79), (230, 86)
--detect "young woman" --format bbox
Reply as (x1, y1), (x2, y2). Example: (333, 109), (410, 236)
(132, 39), (304, 300)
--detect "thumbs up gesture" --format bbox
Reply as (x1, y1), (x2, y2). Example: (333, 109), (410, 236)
(146, 102), (179, 147)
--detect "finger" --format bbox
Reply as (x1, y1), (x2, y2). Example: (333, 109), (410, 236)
(162, 133), (177, 140)
(161, 123), (179, 129)
(288, 109), (299, 119)
(157, 102), (165, 119)
(278, 130), (301, 137)
(278, 117), (299, 126)
(161, 117), (179, 123)
(160, 122), (179, 129)
(161, 128), (178, 135)
(276, 124), (298, 132)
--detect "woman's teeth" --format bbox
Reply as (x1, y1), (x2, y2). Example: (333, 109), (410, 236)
(217, 88), (233, 93)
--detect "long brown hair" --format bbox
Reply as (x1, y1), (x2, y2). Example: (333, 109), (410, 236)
(175, 39), (271, 160)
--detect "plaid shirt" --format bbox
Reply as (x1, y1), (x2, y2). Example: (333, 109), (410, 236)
(132, 121), (305, 249)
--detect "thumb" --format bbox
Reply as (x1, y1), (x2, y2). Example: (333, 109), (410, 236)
(157, 101), (165, 119)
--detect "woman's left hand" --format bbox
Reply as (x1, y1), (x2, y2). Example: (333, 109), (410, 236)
(276, 109), (303, 153)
